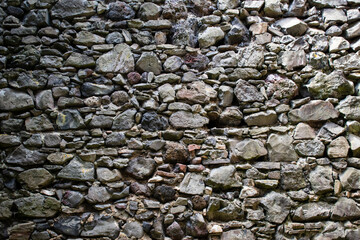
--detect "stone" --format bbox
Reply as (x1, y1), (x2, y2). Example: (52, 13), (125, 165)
(219, 107), (242, 126)
(54, 216), (82, 237)
(58, 157), (95, 181)
(164, 142), (189, 163)
(226, 18), (250, 45)
(18, 168), (53, 190)
(231, 138), (267, 161)
(169, 111), (209, 129)
(323, 8), (347, 23)
(14, 194), (60, 218)
(264, 0), (282, 17)
(171, 18), (198, 47)
(337, 96), (360, 120)
(288, 100), (339, 122)
(218, 86), (233, 107)
(51, 0), (96, 19)
(279, 50), (307, 70)
(112, 109), (137, 130)
(307, 71), (354, 99)
(267, 134), (298, 162)
(56, 109), (85, 130)
(198, 27), (225, 48)
(25, 114), (54, 132)
(261, 191), (292, 224)
(186, 213), (208, 237)
(36, 90), (54, 110)
(176, 81), (216, 104)
(348, 134), (360, 156)
(86, 185), (111, 203)
(81, 215), (120, 239)
(0, 200), (13, 220)
(74, 31), (105, 46)
(126, 157), (156, 180)
(47, 152), (73, 165)
(0, 135), (21, 148)
(329, 37), (350, 52)
(153, 185), (176, 203)
(327, 136), (350, 158)
(293, 202), (331, 221)
(6, 145), (47, 166)
(10, 72), (47, 90)
(163, 56), (183, 72)
(97, 168), (121, 183)
(96, 44), (134, 73)
(266, 74), (298, 100)
(212, 51), (238, 67)
(158, 83), (175, 103)
(144, 20), (172, 30)
(105, 132), (126, 147)
(206, 165), (241, 190)
(234, 80), (264, 102)
(141, 111), (169, 132)
(221, 229), (256, 240)
(238, 44), (264, 68)
(138, 3), (161, 20)
(340, 167), (360, 190)
(0, 88), (34, 111)
(295, 140), (325, 157)
(136, 52), (162, 75)
(274, 17), (308, 36)
(106, 2), (135, 21)
(244, 110), (278, 126)
(218, 0), (239, 10)
(166, 221), (184, 240)
(281, 164), (306, 190)
(179, 173), (205, 195)
(332, 197), (360, 220)
(65, 52), (95, 68)
(333, 52), (360, 70)
(62, 191), (84, 208)
(229, 68), (261, 80)
(124, 221), (144, 238)
(207, 197), (242, 221)
(346, 21), (360, 39)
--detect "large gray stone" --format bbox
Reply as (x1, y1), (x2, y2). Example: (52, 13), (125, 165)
(51, 0), (96, 19)
(295, 140), (325, 157)
(288, 100), (339, 122)
(169, 111), (209, 129)
(96, 44), (134, 73)
(337, 96), (360, 120)
(261, 192), (292, 224)
(234, 80), (264, 102)
(332, 197), (360, 220)
(56, 110), (85, 130)
(179, 173), (205, 195)
(14, 194), (60, 218)
(198, 27), (225, 48)
(238, 44), (264, 68)
(274, 17), (308, 36)
(309, 166), (334, 194)
(81, 215), (120, 239)
(333, 52), (360, 70)
(207, 197), (243, 221)
(6, 145), (47, 166)
(231, 138), (267, 161)
(244, 110), (277, 126)
(126, 157), (156, 180)
(267, 134), (298, 162)
(18, 168), (54, 190)
(0, 88), (34, 111)
(136, 52), (162, 75)
(206, 165), (241, 190)
(112, 109), (137, 130)
(85, 185), (111, 203)
(293, 202), (331, 221)
(340, 167), (360, 190)
(279, 50), (307, 70)
(25, 114), (54, 132)
(58, 157), (95, 181)
(307, 71), (354, 99)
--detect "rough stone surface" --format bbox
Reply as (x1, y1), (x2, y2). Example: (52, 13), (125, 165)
(267, 134), (298, 162)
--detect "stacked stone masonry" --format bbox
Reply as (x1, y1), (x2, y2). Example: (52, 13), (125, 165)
(2, 0), (360, 239)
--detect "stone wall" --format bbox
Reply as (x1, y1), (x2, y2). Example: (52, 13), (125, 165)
(1, 0), (360, 239)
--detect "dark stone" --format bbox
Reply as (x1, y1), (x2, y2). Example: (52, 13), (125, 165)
(186, 213), (208, 238)
(153, 185), (176, 203)
(106, 132), (126, 147)
(141, 111), (169, 132)
(61, 191), (84, 208)
(106, 2), (135, 21)
(5, 145), (47, 166)
(184, 53), (210, 71)
(191, 195), (208, 210)
(54, 216), (82, 237)
(126, 157), (156, 180)
(130, 182), (151, 196)
(164, 142), (189, 164)
(166, 221), (184, 240)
